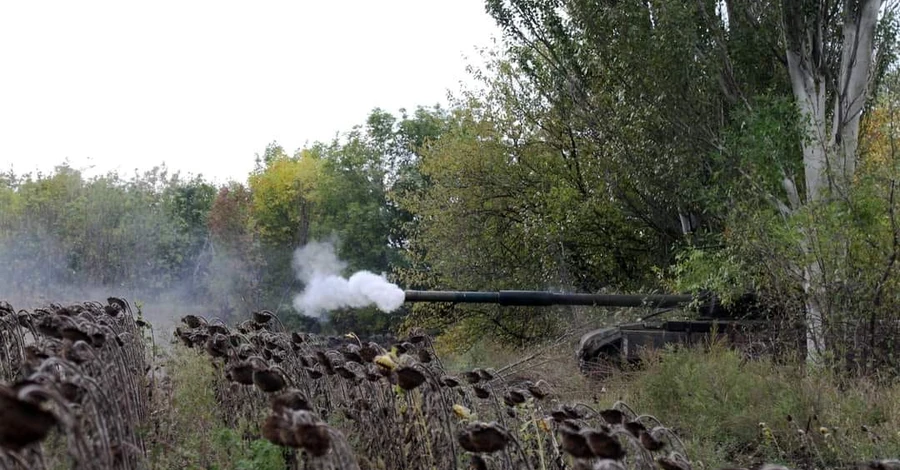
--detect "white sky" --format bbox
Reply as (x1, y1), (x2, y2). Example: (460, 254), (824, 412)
(0, 1), (500, 184)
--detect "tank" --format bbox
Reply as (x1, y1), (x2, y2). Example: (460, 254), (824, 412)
(403, 289), (766, 375)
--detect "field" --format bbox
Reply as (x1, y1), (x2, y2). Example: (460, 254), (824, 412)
(2, 298), (899, 470)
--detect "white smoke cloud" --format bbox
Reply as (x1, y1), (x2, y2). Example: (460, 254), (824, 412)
(291, 241), (405, 317)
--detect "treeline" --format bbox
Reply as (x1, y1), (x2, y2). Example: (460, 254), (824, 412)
(2, 1), (900, 372)
(0, 167), (217, 298)
(0, 107), (447, 334)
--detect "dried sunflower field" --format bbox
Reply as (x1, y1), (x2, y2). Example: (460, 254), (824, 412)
(0, 298), (149, 469)
(1, 298), (897, 470)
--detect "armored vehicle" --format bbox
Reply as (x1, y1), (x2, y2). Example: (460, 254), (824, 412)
(403, 289), (766, 374)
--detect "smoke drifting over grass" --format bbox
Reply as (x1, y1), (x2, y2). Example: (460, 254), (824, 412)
(292, 241), (405, 317)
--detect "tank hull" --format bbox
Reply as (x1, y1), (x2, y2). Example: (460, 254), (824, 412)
(577, 319), (770, 376)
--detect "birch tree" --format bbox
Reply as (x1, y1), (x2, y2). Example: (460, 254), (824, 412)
(782, 0), (887, 360)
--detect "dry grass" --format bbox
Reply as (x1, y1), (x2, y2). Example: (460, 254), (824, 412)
(439, 334), (596, 402)
(582, 341), (900, 470)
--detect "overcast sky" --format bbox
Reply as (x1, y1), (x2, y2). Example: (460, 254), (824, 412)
(0, 1), (500, 184)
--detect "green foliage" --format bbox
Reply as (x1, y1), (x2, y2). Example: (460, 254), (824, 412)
(389, 0), (797, 346)
(211, 429), (284, 470)
(478, 0), (900, 367)
(311, 105), (451, 274)
(155, 347), (221, 467)
(707, 85), (900, 370)
(395, 61), (679, 342)
(240, 106), (449, 322)
(394, 104), (569, 341)
(486, 0), (787, 240)
(669, 245), (749, 304)
(312, 135), (392, 272)
(714, 95), (804, 207)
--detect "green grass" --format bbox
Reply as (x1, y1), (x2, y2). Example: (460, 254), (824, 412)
(149, 345), (285, 470)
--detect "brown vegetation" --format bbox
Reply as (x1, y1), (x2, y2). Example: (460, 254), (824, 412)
(3, 297), (899, 470)
(0, 298), (150, 469)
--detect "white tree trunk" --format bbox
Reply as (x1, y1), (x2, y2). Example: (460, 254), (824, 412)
(783, 0), (883, 363)
(785, 48), (829, 201)
(833, 0), (882, 182)
(785, 39), (829, 364)
(803, 262), (826, 362)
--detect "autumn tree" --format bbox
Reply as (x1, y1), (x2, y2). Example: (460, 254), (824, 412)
(248, 143), (324, 312)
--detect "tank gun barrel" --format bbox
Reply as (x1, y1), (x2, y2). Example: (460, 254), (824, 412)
(403, 290), (696, 308)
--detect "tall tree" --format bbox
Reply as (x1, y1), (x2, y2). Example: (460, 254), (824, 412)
(484, 0), (896, 361)
(780, 0), (888, 359)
